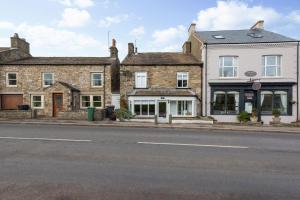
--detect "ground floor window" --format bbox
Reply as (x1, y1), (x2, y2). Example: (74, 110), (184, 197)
(134, 100), (155, 116)
(81, 95), (102, 108)
(31, 95), (44, 109)
(170, 100), (193, 116)
(261, 91), (287, 115)
(212, 91), (239, 115)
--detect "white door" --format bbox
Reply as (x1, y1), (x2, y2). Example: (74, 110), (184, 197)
(112, 94), (120, 109)
(158, 101), (168, 123)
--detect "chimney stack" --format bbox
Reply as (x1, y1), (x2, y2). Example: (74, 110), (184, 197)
(188, 23), (196, 36)
(110, 38), (118, 58)
(250, 20), (264, 30)
(128, 43), (134, 56)
(10, 33), (30, 55)
(183, 41), (191, 54)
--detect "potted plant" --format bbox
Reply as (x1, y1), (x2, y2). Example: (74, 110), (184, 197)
(237, 111), (250, 123)
(250, 108), (258, 122)
(272, 109), (281, 124)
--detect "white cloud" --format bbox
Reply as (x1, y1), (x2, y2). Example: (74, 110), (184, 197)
(0, 21), (15, 30)
(58, 8), (91, 28)
(152, 25), (186, 45)
(195, 0), (281, 30)
(53, 0), (94, 8)
(288, 11), (300, 24)
(73, 0), (94, 8)
(98, 14), (129, 28)
(130, 26), (145, 38)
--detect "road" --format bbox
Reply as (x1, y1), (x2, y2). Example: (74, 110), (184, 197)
(0, 124), (299, 200)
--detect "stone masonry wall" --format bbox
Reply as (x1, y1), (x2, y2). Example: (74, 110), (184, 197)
(120, 65), (202, 114)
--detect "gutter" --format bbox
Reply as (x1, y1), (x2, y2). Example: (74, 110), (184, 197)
(297, 41), (299, 121)
(205, 43), (208, 116)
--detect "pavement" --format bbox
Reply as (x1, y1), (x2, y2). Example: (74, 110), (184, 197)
(0, 118), (300, 133)
(0, 124), (299, 200)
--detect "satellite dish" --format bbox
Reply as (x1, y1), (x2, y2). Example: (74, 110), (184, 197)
(252, 82), (261, 91)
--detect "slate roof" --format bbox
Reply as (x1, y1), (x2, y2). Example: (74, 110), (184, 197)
(121, 52), (202, 66)
(195, 29), (298, 44)
(128, 88), (197, 97)
(1, 57), (114, 65)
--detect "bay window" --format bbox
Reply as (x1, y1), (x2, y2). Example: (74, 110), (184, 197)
(170, 100), (193, 116)
(134, 100), (155, 116)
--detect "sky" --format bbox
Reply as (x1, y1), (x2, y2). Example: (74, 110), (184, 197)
(0, 0), (299, 59)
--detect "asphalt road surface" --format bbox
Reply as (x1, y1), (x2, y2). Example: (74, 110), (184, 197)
(0, 124), (299, 200)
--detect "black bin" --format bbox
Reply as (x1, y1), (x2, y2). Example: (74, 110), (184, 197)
(106, 106), (115, 118)
(18, 105), (30, 110)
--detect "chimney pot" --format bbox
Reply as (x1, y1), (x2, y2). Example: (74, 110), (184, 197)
(250, 20), (264, 30)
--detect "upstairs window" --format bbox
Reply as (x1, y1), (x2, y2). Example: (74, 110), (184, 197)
(263, 55), (281, 77)
(135, 72), (147, 88)
(219, 56), (237, 78)
(177, 72), (188, 88)
(43, 73), (54, 87)
(6, 72), (17, 87)
(91, 73), (103, 87)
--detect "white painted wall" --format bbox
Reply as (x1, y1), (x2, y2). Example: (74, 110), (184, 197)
(204, 42), (299, 124)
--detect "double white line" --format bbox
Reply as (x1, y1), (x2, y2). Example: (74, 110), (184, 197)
(137, 142), (249, 149)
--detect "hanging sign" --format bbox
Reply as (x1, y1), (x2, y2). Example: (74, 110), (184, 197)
(245, 71), (257, 77)
(252, 82), (262, 91)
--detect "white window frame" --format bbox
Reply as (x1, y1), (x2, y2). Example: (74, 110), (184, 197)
(170, 100), (194, 117)
(219, 56), (238, 78)
(42, 73), (54, 87)
(133, 100), (155, 117)
(91, 72), (103, 88)
(31, 95), (45, 109)
(6, 72), (17, 87)
(80, 95), (103, 109)
(177, 72), (189, 88)
(263, 55), (281, 77)
(135, 72), (147, 88)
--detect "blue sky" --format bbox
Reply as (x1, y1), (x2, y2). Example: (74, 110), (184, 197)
(0, 0), (299, 59)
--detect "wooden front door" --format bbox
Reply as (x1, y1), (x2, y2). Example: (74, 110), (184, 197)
(53, 93), (63, 117)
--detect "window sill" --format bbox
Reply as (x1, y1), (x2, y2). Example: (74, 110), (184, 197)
(176, 87), (191, 89)
(6, 85), (18, 88)
(134, 87), (149, 89)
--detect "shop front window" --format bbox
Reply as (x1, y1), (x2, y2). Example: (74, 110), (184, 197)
(213, 91), (239, 115)
(134, 100), (155, 116)
(170, 100), (193, 116)
(261, 91), (287, 115)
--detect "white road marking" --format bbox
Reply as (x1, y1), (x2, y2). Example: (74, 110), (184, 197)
(137, 142), (249, 149)
(0, 136), (92, 142)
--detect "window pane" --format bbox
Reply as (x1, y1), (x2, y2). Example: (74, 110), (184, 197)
(223, 57), (233, 66)
(33, 102), (42, 107)
(170, 101), (177, 115)
(177, 101), (183, 115)
(93, 101), (102, 107)
(9, 80), (17, 85)
(182, 80), (188, 87)
(227, 93), (239, 114)
(93, 96), (101, 102)
(142, 105), (148, 115)
(93, 74), (101, 80)
(223, 67), (234, 77)
(266, 66), (277, 76)
(82, 96), (90, 101)
(8, 73), (16, 79)
(274, 92), (287, 114)
(134, 104), (141, 115)
(44, 73), (53, 80)
(149, 104), (155, 115)
(186, 101), (192, 115)
(266, 56), (276, 65)
(33, 96), (41, 101)
(261, 93), (273, 114)
(213, 93), (225, 114)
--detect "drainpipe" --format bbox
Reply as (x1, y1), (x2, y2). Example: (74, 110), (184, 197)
(205, 43), (208, 116)
(297, 42), (299, 121)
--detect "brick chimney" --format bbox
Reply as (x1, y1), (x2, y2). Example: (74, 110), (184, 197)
(110, 38), (118, 58)
(10, 33), (30, 55)
(128, 43), (134, 56)
(188, 23), (196, 35)
(250, 20), (264, 30)
(183, 41), (191, 54)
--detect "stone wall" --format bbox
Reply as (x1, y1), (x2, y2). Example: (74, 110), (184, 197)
(0, 110), (32, 119)
(56, 109), (105, 121)
(120, 65), (202, 99)
(0, 64), (113, 116)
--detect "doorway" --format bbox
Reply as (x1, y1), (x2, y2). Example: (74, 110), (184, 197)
(53, 93), (63, 117)
(158, 101), (168, 123)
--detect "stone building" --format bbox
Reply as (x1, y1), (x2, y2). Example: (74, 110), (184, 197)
(121, 43), (202, 123)
(0, 34), (120, 119)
